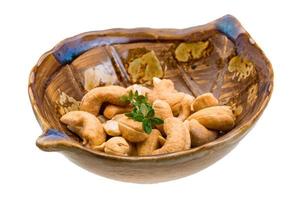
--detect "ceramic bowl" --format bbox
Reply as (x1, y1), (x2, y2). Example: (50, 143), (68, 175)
(28, 15), (273, 183)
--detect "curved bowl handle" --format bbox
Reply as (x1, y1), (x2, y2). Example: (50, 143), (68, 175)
(36, 129), (78, 152)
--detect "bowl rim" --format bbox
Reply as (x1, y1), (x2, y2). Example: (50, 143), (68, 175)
(29, 14), (274, 162)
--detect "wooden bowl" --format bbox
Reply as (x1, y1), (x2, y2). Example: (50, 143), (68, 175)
(29, 15), (273, 183)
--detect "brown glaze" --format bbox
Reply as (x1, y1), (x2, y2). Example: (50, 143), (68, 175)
(29, 15), (273, 183)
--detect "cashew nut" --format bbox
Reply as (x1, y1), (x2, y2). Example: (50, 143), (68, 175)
(178, 94), (194, 121)
(148, 78), (184, 110)
(158, 135), (166, 146)
(152, 117), (188, 155)
(126, 84), (152, 96)
(137, 129), (161, 156)
(103, 119), (121, 136)
(152, 77), (177, 92)
(103, 105), (132, 119)
(183, 120), (191, 149)
(60, 111), (106, 148)
(191, 93), (219, 112)
(147, 78), (193, 120)
(93, 142), (106, 151)
(97, 115), (107, 123)
(187, 106), (235, 131)
(187, 119), (218, 147)
(118, 116), (148, 142)
(152, 99), (173, 120)
(111, 113), (126, 121)
(153, 99), (190, 147)
(152, 99), (173, 135)
(103, 137), (132, 156)
(80, 85), (128, 116)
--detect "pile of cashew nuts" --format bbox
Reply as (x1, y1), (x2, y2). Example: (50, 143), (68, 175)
(60, 77), (236, 156)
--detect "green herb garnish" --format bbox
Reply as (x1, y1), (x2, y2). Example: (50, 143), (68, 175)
(121, 91), (163, 133)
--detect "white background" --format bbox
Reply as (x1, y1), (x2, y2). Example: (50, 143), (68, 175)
(0, 0), (299, 199)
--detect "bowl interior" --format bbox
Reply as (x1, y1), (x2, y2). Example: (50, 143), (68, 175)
(29, 15), (273, 149)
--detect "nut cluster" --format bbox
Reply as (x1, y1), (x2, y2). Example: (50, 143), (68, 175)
(60, 78), (236, 156)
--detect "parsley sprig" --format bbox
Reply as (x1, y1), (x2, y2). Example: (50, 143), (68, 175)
(121, 91), (163, 134)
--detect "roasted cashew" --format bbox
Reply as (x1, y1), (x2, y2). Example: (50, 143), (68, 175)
(187, 105), (235, 131)
(152, 77), (177, 92)
(148, 78), (193, 120)
(80, 85), (128, 116)
(137, 129), (161, 156)
(111, 113), (126, 121)
(103, 105), (132, 119)
(152, 99), (173, 134)
(148, 78), (184, 110)
(152, 99), (173, 120)
(153, 99), (190, 146)
(118, 116), (148, 142)
(93, 142), (106, 151)
(152, 117), (188, 155)
(103, 119), (121, 136)
(60, 111), (106, 148)
(103, 137), (133, 156)
(126, 84), (152, 96)
(187, 119), (218, 147)
(158, 135), (166, 146)
(191, 93), (219, 112)
(178, 94), (194, 121)
(97, 115), (107, 123)
(183, 120), (191, 149)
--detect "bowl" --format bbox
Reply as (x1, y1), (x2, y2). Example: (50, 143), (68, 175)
(28, 15), (273, 183)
